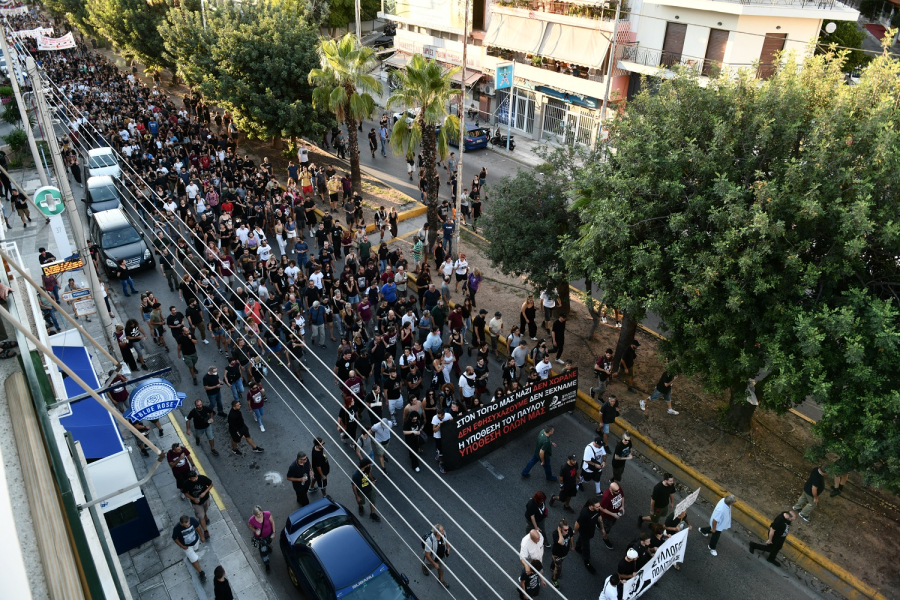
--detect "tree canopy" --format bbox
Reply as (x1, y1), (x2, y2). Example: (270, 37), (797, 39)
(817, 20), (871, 72)
(568, 50), (900, 493)
(86, 0), (177, 72)
(160, 1), (325, 141)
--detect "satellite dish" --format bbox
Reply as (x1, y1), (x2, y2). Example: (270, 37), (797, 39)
(825, 22), (837, 34)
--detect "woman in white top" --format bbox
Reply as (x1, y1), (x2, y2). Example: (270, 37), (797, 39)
(453, 254), (469, 293)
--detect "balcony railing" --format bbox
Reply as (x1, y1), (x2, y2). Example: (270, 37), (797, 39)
(492, 0), (626, 21)
(710, 0), (858, 9)
(621, 45), (704, 73)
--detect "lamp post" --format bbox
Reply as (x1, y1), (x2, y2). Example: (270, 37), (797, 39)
(454, 0), (470, 258)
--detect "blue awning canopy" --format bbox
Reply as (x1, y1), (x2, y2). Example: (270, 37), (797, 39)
(56, 345), (124, 460)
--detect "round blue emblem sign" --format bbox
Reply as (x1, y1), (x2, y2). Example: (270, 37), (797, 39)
(123, 378), (186, 422)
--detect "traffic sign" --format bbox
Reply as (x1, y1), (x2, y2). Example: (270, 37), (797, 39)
(61, 287), (91, 302)
(73, 297), (97, 317)
(32, 186), (66, 216)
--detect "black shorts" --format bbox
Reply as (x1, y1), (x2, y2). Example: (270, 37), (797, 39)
(230, 426), (250, 443)
(455, 273), (466, 281)
(583, 470), (602, 482)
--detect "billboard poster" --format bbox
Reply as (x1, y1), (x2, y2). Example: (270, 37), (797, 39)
(440, 369), (578, 470)
(383, 0), (469, 31)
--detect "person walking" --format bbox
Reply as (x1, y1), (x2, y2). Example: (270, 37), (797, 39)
(550, 454), (579, 513)
(352, 458), (381, 522)
(638, 473), (675, 527)
(202, 366), (226, 416)
(247, 505), (276, 573)
(573, 497), (602, 574)
(167, 443), (195, 498)
(617, 339), (639, 393)
(286, 451), (312, 506)
(610, 433), (633, 483)
(590, 349), (613, 400)
(403, 410), (423, 472)
(596, 395), (618, 451)
(185, 399), (219, 456)
(521, 425), (557, 481)
(580, 438), (607, 496)
(549, 519), (574, 588)
(550, 315), (566, 364)
(700, 494), (735, 556)
(524, 491), (550, 547)
(598, 481), (625, 550)
(227, 400), (264, 455)
(422, 524), (451, 588)
(177, 326), (200, 386)
(246, 381), (266, 432)
(213, 565), (234, 600)
(181, 470), (214, 539)
(172, 514), (206, 581)
(115, 259), (138, 296)
(518, 529), (545, 578)
(749, 510), (797, 567)
(309, 301), (327, 349)
(793, 466), (826, 522)
(642, 371), (679, 415)
(311, 437), (330, 495)
(599, 574), (624, 600)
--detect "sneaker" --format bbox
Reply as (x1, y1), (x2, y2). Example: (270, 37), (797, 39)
(158, 428), (164, 437)
(265, 562), (271, 574)
(370, 513), (381, 522)
(205, 531), (212, 539)
(260, 425), (265, 432)
(556, 359), (564, 365)
(700, 529), (710, 537)
(552, 580), (559, 588)
(708, 546), (717, 556)
(601, 317), (607, 324)
(232, 448), (242, 455)
(217, 412), (228, 417)
(799, 514), (810, 523)
(667, 408), (679, 415)
(767, 559), (782, 568)
(422, 563), (430, 576)
(392, 419), (398, 427)
(211, 449), (220, 456)
(830, 487), (842, 497)
(253, 447), (265, 453)
(415, 467), (420, 472)
(549, 495), (557, 507)
(584, 562), (597, 574)
(358, 505), (365, 516)
(140, 448), (150, 457)
(603, 538), (614, 550)
(438, 463), (446, 474)
(639, 399), (646, 411)
(199, 570), (207, 581)
(589, 387), (595, 397)
(203, 339), (209, 344)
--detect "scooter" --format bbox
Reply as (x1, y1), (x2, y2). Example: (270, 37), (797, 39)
(490, 127), (515, 151)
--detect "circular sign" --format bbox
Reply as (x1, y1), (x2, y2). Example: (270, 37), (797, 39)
(33, 185), (65, 216)
(123, 378), (186, 422)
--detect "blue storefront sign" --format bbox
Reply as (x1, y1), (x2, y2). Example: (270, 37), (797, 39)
(495, 62), (514, 90)
(124, 378), (186, 422)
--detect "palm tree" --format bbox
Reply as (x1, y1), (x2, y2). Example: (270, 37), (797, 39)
(308, 33), (379, 193)
(387, 54), (461, 244)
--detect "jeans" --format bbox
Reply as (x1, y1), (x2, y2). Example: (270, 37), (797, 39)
(252, 406), (264, 427)
(164, 268), (178, 291)
(521, 455), (553, 480)
(207, 391), (224, 413)
(121, 277), (137, 295)
(380, 138), (387, 156)
(229, 379), (245, 402)
(442, 238), (452, 254)
(43, 308), (61, 331)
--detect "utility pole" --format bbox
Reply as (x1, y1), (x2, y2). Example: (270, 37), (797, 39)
(0, 29), (48, 187)
(25, 56), (119, 358)
(355, 0), (362, 42)
(599, 0), (622, 123)
(454, 0), (469, 258)
(200, 0), (208, 29)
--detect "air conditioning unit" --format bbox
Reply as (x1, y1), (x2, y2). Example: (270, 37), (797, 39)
(482, 83), (495, 96)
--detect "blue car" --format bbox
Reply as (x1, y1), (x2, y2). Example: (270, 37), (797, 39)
(280, 497), (417, 600)
(449, 127), (490, 152)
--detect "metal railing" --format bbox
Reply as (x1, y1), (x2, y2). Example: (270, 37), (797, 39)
(492, 0), (626, 21)
(621, 44), (703, 74)
(713, 0), (858, 9)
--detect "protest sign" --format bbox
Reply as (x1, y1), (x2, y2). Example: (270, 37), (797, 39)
(38, 32), (76, 51)
(674, 487), (701, 517)
(440, 369), (578, 470)
(622, 529), (688, 599)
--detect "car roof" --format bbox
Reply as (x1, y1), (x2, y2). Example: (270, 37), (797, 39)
(88, 147), (116, 157)
(87, 175), (116, 187)
(92, 208), (132, 229)
(285, 498), (384, 591)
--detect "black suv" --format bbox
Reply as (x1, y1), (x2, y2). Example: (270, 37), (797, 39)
(89, 208), (155, 277)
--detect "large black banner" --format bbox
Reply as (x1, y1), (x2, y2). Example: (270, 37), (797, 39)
(440, 369), (579, 470)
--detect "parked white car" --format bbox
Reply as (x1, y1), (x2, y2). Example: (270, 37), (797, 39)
(87, 147), (120, 179)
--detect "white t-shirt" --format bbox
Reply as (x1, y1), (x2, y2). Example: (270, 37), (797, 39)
(458, 373), (475, 398)
(257, 244), (272, 262)
(285, 266), (300, 285)
(297, 147), (309, 164)
(454, 259), (468, 275)
(432, 414), (451, 439)
(540, 290), (556, 308)
(310, 271), (324, 290)
(536, 359), (552, 380)
(582, 443), (607, 473)
(236, 227), (250, 245)
(440, 261), (454, 279)
(186, 183), (200, 199)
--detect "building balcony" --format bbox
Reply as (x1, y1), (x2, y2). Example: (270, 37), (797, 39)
(619, 44), (766, 81)
(645, 0), (859, 18)
(481, 53), (613, 103)
(491, 0), (625, 27)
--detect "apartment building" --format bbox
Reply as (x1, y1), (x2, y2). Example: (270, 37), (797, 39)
(379, 0), (859, 147)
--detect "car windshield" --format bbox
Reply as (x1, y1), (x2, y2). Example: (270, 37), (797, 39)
(296, 515), (351, 545)
(90, 184), (119, 203)
(89, 153), (117, 169)
(468, 128), (488, 137)
(102, 226), (141, 248)
(336, 564), (411, 600)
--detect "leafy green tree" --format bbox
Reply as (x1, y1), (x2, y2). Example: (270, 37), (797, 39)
(386, 54), (461, 242)
(44, 0), (92, 35)
(161, 2), (325, 143)
(283, 0), (379, 30)
(308, 33), (379, 192)
(568, 51), (900, 493)
(817, 21), (871, 71)
(86, 0), (175, 74)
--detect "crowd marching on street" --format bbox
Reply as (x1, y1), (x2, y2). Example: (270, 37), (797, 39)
(4, 9), (834, 598)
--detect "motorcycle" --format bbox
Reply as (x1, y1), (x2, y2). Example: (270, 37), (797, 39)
(490, 127), (515, 151)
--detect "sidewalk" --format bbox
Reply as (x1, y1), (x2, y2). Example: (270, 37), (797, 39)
(6, 165), (277, 600)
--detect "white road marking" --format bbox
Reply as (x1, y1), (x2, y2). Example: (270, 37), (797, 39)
(264, 471), (283, 485)
(479, 459), (505, 480)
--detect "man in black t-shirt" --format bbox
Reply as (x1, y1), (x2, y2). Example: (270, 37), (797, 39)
(551, 455), (579, 512)
(185, 398), (219, 455)
(749, 510), (797, 566)
(597, 395), (619, 451)
(618, 548), (640, 581)
(618, 338), (640, 392)
(793, 466), (826, 522)
(177, 326), (200, 385)
(573, 497), (602, 574)
(166, 305), (185, 339)
(181, 470), (214, 536)
(550, 519), (574, 586)
(12, 189), (32, 227)
(638, 473), (675, 526)
(550, 315), (566, 363)
(611, 434), (633, 482)
(185, 298), (208, 344)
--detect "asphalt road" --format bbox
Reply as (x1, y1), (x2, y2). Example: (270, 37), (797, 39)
(99, 228), (825, 600)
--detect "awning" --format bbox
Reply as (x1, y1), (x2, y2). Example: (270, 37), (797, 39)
(538, 23), (611, 70)
(485, 14), (545, 55)
(383, 52), (411, 69)
(452, 68), (483, 87)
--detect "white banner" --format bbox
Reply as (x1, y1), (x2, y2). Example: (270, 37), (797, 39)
(37, 32), (75, 51)
(13, 27), (52, 39)
(0, 5), (28, 16)
(622, 529), (688, 599)
(674, 487), (701, 518)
